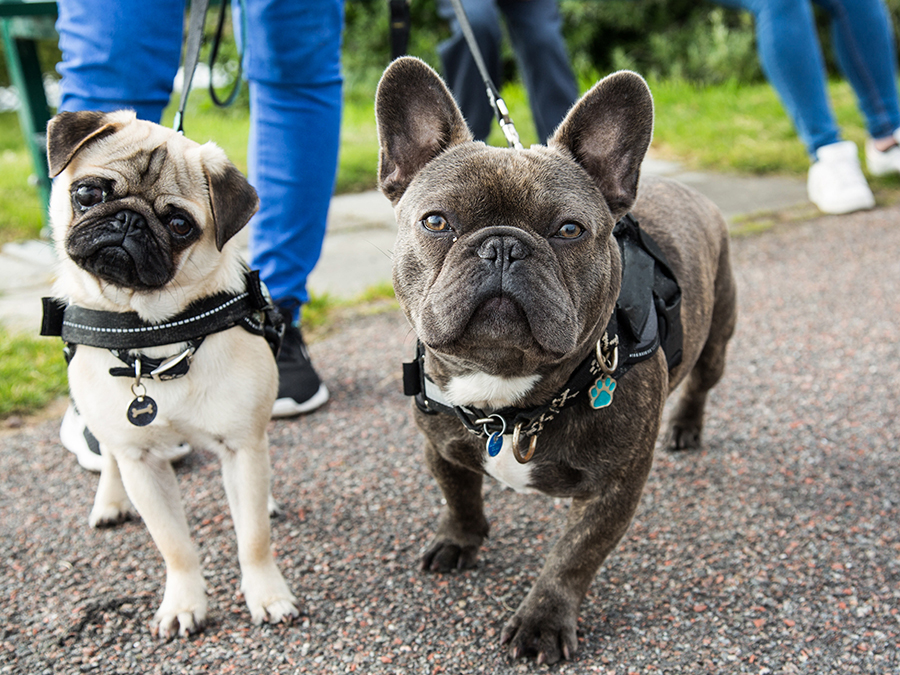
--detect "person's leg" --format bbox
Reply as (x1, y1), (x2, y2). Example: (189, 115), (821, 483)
(716, 0), (840, 156)
(712, 0), (873, 213)
(241, 0), (342, 315)
(240, 0), (342, 415)
(815, 0), (900, 143)
(55, 0), (184, 121)
(498, 0), (578, 143)
(437, 0), (504, 141)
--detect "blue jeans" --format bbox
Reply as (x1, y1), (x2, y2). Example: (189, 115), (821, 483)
(56, 0), (343, 318)
(714, 0), (900, 157)
(437, 0), (579, 143)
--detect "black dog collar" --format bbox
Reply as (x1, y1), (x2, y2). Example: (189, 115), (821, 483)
(402, 213), (683, 463)
(41, 269), (285, 381)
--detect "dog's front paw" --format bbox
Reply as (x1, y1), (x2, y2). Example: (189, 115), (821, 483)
(421, 538), (481, 572)
(241, 564), (299, 625)
(500, 592), (578, 665)
(88, 500), (137, 528)
(665, 422), (703, 451)
(152, 573), (208, 639)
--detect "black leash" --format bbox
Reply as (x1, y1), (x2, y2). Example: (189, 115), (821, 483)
(173, 0), (211, 134)
(446, 0), (523, 149)
(173, 0), (245, 134)
(208, 0), (244, 108)
(389, 0), (412, 60)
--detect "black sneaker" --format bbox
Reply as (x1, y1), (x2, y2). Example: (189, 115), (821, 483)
(271, 315), (329, 418)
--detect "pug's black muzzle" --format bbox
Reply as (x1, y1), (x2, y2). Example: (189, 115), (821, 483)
(66, 209), (175, 290)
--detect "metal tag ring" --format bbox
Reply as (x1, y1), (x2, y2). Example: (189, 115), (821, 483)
(511, 423), (537, 464)
(482, 414), (507, 437)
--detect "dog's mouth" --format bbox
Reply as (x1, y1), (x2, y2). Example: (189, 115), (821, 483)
(67, 210), (175, 290)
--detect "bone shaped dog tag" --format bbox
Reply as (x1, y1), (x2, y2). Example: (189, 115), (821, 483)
(127, 395), (158, 426)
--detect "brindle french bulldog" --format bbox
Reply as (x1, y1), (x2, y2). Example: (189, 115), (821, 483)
(376, 57), (737, 664)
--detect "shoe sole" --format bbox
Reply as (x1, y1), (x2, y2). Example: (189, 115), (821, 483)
(60, 405), (104, 473)
(271, 384), (330, 418)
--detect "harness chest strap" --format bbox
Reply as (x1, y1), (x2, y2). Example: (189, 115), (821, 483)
(40, 269), (285, 380)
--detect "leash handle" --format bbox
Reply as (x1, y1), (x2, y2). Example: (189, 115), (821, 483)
(174, 0), (212, 134)
(447, 0), (523, 149)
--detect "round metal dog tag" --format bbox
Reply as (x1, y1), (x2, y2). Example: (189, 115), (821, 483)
(127, 395), (158, 427)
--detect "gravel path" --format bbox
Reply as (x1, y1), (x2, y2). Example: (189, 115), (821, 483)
(2, 207), (898, 674)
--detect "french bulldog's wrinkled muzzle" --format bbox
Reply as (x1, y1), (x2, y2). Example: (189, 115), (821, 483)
(418, 225), (580, 358)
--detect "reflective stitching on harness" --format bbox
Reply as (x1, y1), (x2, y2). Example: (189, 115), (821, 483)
(61, 293), (250, 334)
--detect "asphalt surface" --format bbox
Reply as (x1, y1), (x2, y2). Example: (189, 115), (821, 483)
(2, 204), (899, 674)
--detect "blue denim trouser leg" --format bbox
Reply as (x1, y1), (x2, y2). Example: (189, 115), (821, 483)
(714, 0), (900, 157)
(56, 0), (185, 121)
(437, 0), (578, 143)
(238, 0), (343, 319)
(817, 0), (900, 142)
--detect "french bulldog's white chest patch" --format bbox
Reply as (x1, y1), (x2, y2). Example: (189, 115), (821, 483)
(444, 372), (541, 409)
(483, 435), (538, 494)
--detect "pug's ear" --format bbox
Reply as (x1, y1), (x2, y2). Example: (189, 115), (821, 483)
(550, 71), (654, 221)
(46, 111), (125, 177)
(375, 57), (473, 204)
(201, 143), (259, 251)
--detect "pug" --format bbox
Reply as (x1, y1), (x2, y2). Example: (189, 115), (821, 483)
(43, 110), (298, 638)
(376, 58), (737, 664)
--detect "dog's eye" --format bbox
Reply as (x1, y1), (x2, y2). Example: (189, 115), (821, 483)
(168, 214), (194, 238)
(420, 214), (451, 233)
(553, 222), (585, 240)
(73, 185), (106, 211)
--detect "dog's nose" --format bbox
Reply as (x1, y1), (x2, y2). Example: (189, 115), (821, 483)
(477, 235), (530, 268)
(113, 210), (147, 233)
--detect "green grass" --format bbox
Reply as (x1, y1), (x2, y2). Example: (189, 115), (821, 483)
(0, 326), (68, 418)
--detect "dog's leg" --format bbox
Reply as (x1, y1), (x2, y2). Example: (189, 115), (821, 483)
(89, 445), (137, 527)
(219, 436), (298, 625)
(500, 463), (651, 665)
(113, 450), (207, 638)
(667, 251), (738, 450)
(421, 439), (490, 571)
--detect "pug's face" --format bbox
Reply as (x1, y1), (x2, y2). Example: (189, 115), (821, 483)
(47, 110), (258, 304)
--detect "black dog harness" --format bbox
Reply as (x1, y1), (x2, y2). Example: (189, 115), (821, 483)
(402, 213), (683, 463)
(41, 270), (285, 426)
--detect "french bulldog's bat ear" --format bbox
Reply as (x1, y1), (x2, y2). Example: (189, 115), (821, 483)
(46, 111), (121, 178)
(550, 71), (654, 220)
(375, 56), (473, 204)
(202, 144), (260, 251)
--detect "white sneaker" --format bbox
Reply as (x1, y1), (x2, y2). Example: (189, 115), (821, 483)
(60, 402), (191, 472)
(865, 138), (900, 176)
(807, 140), (876, 214)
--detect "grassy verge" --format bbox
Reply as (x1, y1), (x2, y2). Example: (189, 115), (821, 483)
(0, 326), (68, 419)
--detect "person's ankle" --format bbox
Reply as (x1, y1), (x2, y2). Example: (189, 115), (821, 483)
(872, 135), (899, 153)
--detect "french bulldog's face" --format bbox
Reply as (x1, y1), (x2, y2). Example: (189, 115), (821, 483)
(376, 58), (654, 377)
(47, 111), (258, 296)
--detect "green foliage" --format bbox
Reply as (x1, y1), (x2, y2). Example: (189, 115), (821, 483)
(0, 326), (68, 418)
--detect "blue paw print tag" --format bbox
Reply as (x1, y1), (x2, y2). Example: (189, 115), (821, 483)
(486, 432), (503, 457)
(589, 376), (617, 409)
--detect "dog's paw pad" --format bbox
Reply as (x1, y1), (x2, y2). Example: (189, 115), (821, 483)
(589, 376), (617, 409)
